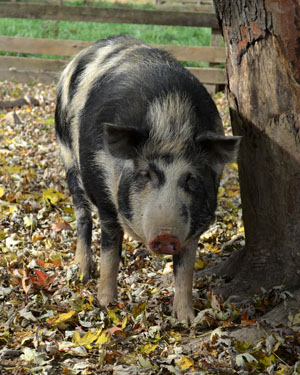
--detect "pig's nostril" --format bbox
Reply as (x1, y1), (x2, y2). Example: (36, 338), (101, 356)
(153, 241), (161, 250)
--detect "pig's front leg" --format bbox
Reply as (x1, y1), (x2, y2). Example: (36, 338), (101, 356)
(172, 240), (197, 324)
(98, 228), (123, 307)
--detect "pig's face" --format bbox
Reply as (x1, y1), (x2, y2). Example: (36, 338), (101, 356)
(117, 156), (219, 255)
(103, 92), (240, 254)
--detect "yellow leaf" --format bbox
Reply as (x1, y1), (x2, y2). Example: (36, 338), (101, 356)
(231, 162), (239, 171)
(73, 329), (102, 349)
(218, 186), (225, 198)
(49, 310), (76, 326)
(72, 331), (81, 345)
(177, 356), (194, 371)
(3, 165), (22, 174)
(107, 308), (120, 325)
(168, 330), (182, 343)
(9, 205), (18, 214)
(234, 341), (253, 352)
(194, 259), (205, 270)
(42, 188), (65, 205)
(0, 187), (4, 198)
(140, 343), (158, 355)
(95, 331), (110, 346)
(274, 366), (292, 375)
(258, 353), (276, 367)
(61, 205), (75, 215)
(132, 302), (146, 318)
(121, 315), (128, 330)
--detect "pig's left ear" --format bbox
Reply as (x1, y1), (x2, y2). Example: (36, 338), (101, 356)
(196, 132), (242, 164)
(103, 123), (148, 159)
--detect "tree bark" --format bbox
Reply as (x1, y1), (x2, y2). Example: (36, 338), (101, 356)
(213, 0), (300, 301)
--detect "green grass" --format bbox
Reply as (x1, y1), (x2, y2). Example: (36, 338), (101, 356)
(0, 18), (211, 46)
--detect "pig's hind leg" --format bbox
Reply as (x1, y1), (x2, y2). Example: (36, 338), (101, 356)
(172, 240), (197, 324)
(66, 166), (95, 283)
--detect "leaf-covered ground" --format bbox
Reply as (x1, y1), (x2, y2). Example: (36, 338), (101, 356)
(0, 81), (299, 374)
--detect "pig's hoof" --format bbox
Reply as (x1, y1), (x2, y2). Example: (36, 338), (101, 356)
(76, 257), (96, 283)
(173, 302), (195, 324)
(97, 289), (117, 307)
(80, 264), (95, 284)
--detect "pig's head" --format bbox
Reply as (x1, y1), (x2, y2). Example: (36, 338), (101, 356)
(103, 92), (241, 255)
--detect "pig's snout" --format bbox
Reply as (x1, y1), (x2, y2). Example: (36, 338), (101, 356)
(149, 233), (181, 255)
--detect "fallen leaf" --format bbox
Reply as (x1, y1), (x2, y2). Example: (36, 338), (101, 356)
(241, 310), (257, 326)
(42, 188), (65, 205)
(51, 220), (72, 232)
(108, 326), (126, 338)
(48, 310), (77, 327)
(1, 111), (22, 125)
(177, 356), (194, 371)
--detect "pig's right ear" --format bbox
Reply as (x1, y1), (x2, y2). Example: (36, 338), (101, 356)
(103, 123), (148, 159)
(196, 132), (242, 165)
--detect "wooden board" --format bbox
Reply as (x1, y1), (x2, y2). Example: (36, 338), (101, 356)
(189, 67), (225, 84)
(156, 0), (213, 4)
(0, 36), (226, 63)
(0, 56), (67, 72)
(0, 36), (91, 58)
(0, 70), (59, 84)
(0, 2), (219, 28)
(156, 44), (225, 63)
(0, 55), (226, 84)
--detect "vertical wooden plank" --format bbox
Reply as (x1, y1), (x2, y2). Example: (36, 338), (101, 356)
(209, 27), (224, 93)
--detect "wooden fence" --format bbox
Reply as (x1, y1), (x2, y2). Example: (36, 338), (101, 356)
(0, 1), (226, 87)
(156, 0), (214, 12)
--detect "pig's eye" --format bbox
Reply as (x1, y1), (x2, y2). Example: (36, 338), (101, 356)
(138, 170), (151, 181)
(185, 173), (198, 192)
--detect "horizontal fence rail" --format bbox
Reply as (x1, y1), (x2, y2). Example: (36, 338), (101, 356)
(156, 0), (214, 12)
(0, 36), (226, 63)
(0, 55), (225, 85)
(0, 2), (219, 28)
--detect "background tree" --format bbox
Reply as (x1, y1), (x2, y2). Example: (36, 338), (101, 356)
(212, 0), (300, 308)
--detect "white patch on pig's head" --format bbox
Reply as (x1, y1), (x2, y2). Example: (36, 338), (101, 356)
(144, 91), (195, 157)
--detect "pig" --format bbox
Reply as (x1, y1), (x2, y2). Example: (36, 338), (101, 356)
(55, 35), (240, 323)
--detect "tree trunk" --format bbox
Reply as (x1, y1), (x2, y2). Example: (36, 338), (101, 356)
(213, 0), (300, 302)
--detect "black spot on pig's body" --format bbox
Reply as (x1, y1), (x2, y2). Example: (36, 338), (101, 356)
(117, 169), (134, 221)
(55, 90), (72, 147)
(148, 162), (166, 188)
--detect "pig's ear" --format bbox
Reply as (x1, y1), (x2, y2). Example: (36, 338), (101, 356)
(196, 132), (242, 164)
(103, 123), (148, 159)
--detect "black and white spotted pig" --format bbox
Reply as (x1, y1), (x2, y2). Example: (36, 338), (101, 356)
(55, 35), (240, 323)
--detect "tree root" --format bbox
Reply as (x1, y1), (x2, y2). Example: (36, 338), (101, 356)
(205, 245), (300, 304)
